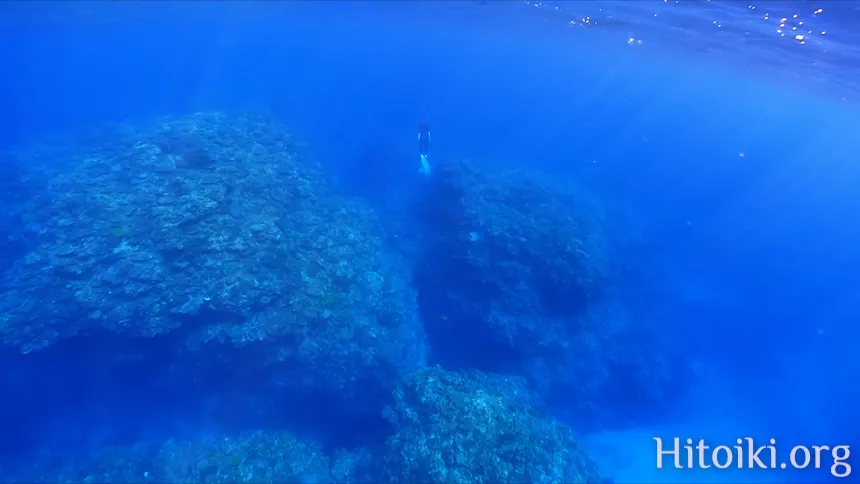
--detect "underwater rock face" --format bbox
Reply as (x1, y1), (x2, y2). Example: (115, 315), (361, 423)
(379, 367), (603, 484)
(0, 112), (426, 405)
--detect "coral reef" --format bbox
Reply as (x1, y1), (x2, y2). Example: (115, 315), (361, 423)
(414, 158), (609, 348)
(0, 369), (602, 484)
(0, 111), (426, 410)
(379, 367), (602, 483)
(0, 431), (332, 484)
(155, 432), (332, 484)
(410, 158), (684, 421)
(0, 112), (684, 483)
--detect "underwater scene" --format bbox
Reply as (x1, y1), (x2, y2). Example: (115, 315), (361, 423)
(1, 1), (858, 483)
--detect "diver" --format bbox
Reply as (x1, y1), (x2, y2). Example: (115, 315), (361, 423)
(418, 118), (431, 175)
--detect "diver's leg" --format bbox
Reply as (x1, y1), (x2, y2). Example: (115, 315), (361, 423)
(419, 154), (431, 175)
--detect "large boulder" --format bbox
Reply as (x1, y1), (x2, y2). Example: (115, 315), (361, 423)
(0, 112), (426, 410)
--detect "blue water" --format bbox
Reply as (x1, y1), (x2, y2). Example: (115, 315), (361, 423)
(1, 1), (858, 483)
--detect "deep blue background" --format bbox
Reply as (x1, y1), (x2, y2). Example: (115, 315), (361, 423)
(1, 1), (858, 480)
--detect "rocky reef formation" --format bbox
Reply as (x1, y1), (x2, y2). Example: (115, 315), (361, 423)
(380, 367), (602, 483)
(1, 431), (333, 484)
(0, 111), (426, 413)
(1, 368), (602, 484)
(410, 159), (685, 422)
(155, 432), (333, 484)
(416, 158), (609, 335)
(0, 112), (684, 482)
